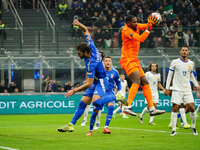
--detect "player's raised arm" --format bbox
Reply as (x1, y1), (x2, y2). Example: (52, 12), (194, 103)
(73, 19), (90, 36)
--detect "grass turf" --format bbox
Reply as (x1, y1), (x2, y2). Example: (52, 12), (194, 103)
(0, 113), (200, 150)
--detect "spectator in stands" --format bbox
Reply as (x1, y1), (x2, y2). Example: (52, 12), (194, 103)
(74, 82), (80, 88)
(193, 29), (199, 47)
(8, 82), (16, 93)
(58, 0), (68, 20)
(137, 9), (144, 23)
(4, 89), (8, 93)
(0, 82), (6, 93)
(82, 12), (92, 26)
(184, 30), (195, 47)
(14, 88), (19, 93)
(34, 60), (40, 79)
(164, 30), (173, 47)
(46, 79), (57, 92)
(111, 13), (118, 28)
(0, 20), (6, 40)
(56, 81), (61, 92)
(64, 81), (73, 91)
(104, 27), (112, 48)
(71, 15), (82, 39)
(93, 15), (107, 28)
(162, 22), (169, 35)
(174, 28), (183, 48)
(42, 75), (49, 92)
(94, 28), (104, 48)
(85, 3), (94, 16)
(117, 16), (124, 28)
(60, 87), (65, 92)
(91, 12), (99, 24)
(75, 4), (83, 19)
(106, 10), (112, 24)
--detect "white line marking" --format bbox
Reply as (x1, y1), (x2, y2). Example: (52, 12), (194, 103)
(87, 126), (193, 135)
(0, 125), (193, 135)
(0, 146), (19, 150)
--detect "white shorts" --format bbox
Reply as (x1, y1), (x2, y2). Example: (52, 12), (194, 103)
(145, 93), (159, 104)
(171, 90), (194, 105)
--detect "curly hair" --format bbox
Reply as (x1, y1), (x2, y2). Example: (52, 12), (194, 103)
(148, 62), (158, 73)
(76, 42), (91, 53)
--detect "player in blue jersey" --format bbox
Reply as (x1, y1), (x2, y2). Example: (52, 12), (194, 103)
(58, 19), (127, 133)
(86, 56), (122, 135)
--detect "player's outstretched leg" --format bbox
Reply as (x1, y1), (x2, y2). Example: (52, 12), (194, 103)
(116, 93), (128, 106)
(58, 123), (74, 132)
(58, 101), (87, 132)
(93, 93), (128, 106)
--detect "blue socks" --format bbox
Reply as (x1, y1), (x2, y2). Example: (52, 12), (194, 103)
(90, 111), (98, 130)
(105, 105), (114, 127)
(93, 94), (116, 106)
(71, 101), (87, 125)
(177, 111), (189, 123)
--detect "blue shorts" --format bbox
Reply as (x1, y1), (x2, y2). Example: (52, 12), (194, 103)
(105, 91), (115, 106)
(84, 78), (109, 98)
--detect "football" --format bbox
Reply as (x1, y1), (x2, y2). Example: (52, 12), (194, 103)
(151, 12), (162, 25)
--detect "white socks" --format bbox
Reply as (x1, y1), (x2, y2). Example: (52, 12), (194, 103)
(179, 108), (187, 125)
(96, 110), (102, 124)
(83, 105), (90, 121)
(190, 112), (196, 128)
(140, 107), (148, 117)
(113, 106), (121, 114)
(171, 112), (178, 131)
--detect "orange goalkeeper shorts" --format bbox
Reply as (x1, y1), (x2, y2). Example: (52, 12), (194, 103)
(120, 57), (145, 77)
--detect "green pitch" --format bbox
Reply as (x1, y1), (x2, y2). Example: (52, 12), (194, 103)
(0, 113), (200, 150)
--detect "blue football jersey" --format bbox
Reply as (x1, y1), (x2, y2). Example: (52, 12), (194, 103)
(84, 35), (107, 84)
(106, 68), (121, 92)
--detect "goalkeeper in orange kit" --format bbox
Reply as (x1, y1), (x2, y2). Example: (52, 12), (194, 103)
(120, 15), (166, 116)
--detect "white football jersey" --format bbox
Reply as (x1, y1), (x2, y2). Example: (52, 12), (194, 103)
(169, 58), (194, 92)
(121, 79), (127, 97)
(145, 71), (161, 96)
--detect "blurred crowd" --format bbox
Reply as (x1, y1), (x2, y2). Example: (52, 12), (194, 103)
(71, 0), (200, 48)
(42, 75), (82, 92)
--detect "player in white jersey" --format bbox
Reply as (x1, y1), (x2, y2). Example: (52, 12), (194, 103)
(113, 74), (129, 118)
(164, 46), (200, 136)
(139, 62), (165, 125)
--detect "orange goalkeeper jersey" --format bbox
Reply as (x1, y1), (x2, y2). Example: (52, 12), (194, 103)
(121, 24), (150, 59)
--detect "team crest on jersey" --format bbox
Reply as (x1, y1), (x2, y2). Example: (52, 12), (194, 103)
(86, 36), (91, 44)
(111, 74), (114, 78)
(130, 33), (133, 37)
(188, 65), (191, 69)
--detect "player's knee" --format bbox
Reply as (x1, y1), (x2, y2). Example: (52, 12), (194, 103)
(93, 100), (101, 106)
(94, 105), (103, 111)
(108, 105), (114, 111)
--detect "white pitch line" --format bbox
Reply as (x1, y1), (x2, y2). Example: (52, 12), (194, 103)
(0, 146), (19, 150)
(0, 125), (193, 135)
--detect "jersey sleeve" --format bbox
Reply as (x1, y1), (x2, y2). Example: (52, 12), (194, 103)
(137, 23), (148, 30)
(158, 73), (161, 82)
(169, 60), (175, 71)
(115, 70), (121, 91)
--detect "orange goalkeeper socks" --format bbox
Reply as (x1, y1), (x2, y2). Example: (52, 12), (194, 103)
(142, 84), (154, 108)
(128, 83), (140, 106)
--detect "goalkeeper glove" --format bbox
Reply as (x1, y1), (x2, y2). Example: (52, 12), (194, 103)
(148, 15), (158, 25)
